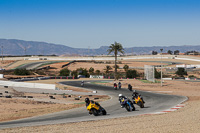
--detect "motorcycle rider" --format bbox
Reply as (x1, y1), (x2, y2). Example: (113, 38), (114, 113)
(81, 81), (84, 86)
(118, 82), (121, 89)
(118, 94), (127, 108)
(128, 84), (132, 91)
(85, 97), (100, 114)
(132, 90), (145, 103)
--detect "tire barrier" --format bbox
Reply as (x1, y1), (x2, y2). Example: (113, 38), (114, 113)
(50, 76), (78, 79)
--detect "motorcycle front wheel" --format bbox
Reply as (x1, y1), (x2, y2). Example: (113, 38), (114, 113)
(102, 108), (107, 115)
(125, 104), (131, 112)
(138, 101), (144, 108)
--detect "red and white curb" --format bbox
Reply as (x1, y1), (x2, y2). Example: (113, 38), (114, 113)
(141, 104), (185, 115)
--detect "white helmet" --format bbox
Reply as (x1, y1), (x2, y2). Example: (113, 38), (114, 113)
(119, 94), (122, 97)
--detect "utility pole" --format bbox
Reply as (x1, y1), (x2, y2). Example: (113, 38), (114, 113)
(132, 48), (133, 56)
(24, 46), (27, 55)
(160, 48), (163, 87)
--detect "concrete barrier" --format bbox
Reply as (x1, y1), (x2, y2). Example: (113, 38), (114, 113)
(163, 78), (173, 80)
(90, 75), (104, 79)
(0, 80), (55, 90)
(0, 74), (4, 79)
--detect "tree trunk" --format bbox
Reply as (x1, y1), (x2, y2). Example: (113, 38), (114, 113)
(114, 50), (117, 80)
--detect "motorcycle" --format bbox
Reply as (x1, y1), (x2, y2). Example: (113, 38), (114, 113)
(128, 84), (132, 91)
(81, 82), (84, 87)
(121, 97), (135, 112)
(87, 101), (107, 116)
(133, 95), (144, 108)
(114, 85), (117, 90)
(114, 83), (117, 90)
(118, 82), (121, 89)
(118, 84), (121, 89)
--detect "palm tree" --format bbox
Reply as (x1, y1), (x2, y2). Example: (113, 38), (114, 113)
(107, 41), (124, 80)
(95, 70), (101, 75)
(123, 64), (129, 72)
(89, 67), (94, 74)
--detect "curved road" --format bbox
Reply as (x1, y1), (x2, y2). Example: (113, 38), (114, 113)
(0, 81), (187, 129)
(16, 61), (63, 70)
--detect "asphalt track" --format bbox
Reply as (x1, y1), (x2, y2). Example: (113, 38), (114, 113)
(0, 80), (187, 129)
(16, 61), (62, 70)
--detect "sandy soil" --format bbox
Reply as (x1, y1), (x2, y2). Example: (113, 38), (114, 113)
(1, 57), (200, 132)
(1, 79), (200, 133)
(66, 61), (168, 72)
(40, 62), (69, 72)
(0, 60), (16, 69)
(0, 83), (109, 123)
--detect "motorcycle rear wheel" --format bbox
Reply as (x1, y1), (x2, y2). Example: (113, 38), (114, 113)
(102, 109), (107, 115)
(132, 105), (135, 111)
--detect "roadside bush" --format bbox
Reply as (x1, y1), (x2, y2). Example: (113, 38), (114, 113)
(123, 64), (129, 72)
(155, 68), (161, 78)
(71, 68), (90, 78)
(14, 68), (30, 75)
(126, 69), (138, 78)
(59, 68), (70, 76)
(175, 68), (187, 77)
(188, 75), (197, 78)
(89, 67), (94, 74)
(77, 68), (89, 77)
(95, 70), (101, 75)
(71, 70), (78, 78)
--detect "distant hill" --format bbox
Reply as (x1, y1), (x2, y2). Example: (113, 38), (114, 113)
(0, 39), (200, 56)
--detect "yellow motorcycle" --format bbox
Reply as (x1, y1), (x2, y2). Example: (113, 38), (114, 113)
(133, 95), (144, 108)
(87, 101), (107, 116)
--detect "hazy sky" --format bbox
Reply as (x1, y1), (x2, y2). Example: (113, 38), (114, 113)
(0, 0), (200, 48)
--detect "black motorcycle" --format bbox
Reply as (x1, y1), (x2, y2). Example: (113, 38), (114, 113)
(81, 82), (84, 87)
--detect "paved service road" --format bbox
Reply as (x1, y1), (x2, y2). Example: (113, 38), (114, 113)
(0, 80), (187, 129)
(16, 61), (63, 70)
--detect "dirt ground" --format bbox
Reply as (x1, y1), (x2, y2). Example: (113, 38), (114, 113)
(0, 83), (109, 122)
(1, 57), (200, 132)
(1, 79), (200, 133)
(66, 61), (164, 72)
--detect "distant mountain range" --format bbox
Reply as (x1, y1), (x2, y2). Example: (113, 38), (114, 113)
(0, 39), (200, 56)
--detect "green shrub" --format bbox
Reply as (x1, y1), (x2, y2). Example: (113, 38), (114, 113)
(126, 69), (138, 78)
(175, 68), (187, 77)
(188, 75), (196, 78)
(71, 68), (90, 78)
(14, 69), (30, 75)
(59, 68), (70, 76)
(155, 68), (161, 78)
(77, 68), (90, 77)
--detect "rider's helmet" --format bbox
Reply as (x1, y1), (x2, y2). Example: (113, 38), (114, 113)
(85, 98), (90, 103)
(133, 90), (136, 93)
(119, 94), (122, 97)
